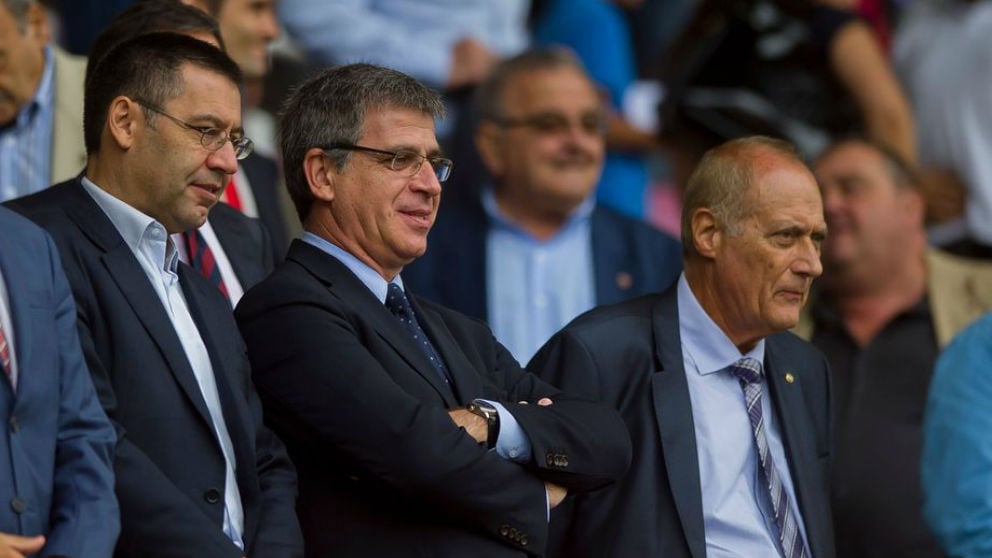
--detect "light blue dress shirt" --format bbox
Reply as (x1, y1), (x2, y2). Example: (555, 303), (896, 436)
(1, 46), (55, 202)
(302, 232), (532, 462)
(483, 189), (596, 365)
(81, 178), (245, 550)
(922, 313), (992, 558)
(677, 274), (811, 557)
(278, 0), (529, 89)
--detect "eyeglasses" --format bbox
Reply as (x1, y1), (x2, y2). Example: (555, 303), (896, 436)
(133, 99), (254, 160)
(492, 111), (606, 136)
(322, 143), (453, 183)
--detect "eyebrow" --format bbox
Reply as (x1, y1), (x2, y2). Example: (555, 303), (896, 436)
(387, 143), (444, 158)
(186, 112), (242, 134)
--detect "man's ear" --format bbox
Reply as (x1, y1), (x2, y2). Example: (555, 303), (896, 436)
(106, 97), (140, 151)
(691, 208), (721, 259)
(474, 121), (505, 177)
(304, 148), (336, 203)
(25, 2), (50, 44)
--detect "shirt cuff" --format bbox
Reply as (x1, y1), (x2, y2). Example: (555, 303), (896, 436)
(481, 400), (532, 463)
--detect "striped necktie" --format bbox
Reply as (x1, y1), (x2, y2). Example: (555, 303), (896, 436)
(0, 320), (13, 390)
(728, 357), (809, 558)
(183, 229), (229, 301)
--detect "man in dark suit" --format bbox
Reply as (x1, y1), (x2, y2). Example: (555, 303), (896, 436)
(529, 136), (835, 558)
(85, 0), (277, 305)
(0, 205), (118, 557)
(234, 62), (631, 558)
(403, 48), (682, 364)
(6, 33), (302, 558)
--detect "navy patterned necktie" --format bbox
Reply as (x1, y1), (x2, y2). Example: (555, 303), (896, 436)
(728, 357), (809, 558)
(385, 283), (452, 387)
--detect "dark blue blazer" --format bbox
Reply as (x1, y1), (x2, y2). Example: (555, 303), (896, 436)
(0, 206), (118, 557)
(402, 199), (683, 322)
(528, 285), (836, 558)
(236, 240), (632, 557)
(5, 180), (303, 558)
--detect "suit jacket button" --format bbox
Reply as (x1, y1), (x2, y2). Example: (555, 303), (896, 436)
(10, 497), (26, 514)
(561, 456), (569, 468)
(499, 525), (510, 537)
(8, 416), (18, 433)
(203, 489), (221, 504)
(520, 534), (528, 546)
(546, 452), (554, 466)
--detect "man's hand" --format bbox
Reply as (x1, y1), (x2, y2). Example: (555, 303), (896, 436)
(0, 533), (45, 558)
(546, 482), (567, 509)
(446, 37), (497, 89)
(448, 408), (488, 445)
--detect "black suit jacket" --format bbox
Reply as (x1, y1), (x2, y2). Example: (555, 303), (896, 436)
(240, 152), (291, 260)
(235, 240), (632, 558)
(209, 200), (275, 291)
(528, 286), (835, 558)
(5, 179), (303, 558)
(403, 199), (683, 321)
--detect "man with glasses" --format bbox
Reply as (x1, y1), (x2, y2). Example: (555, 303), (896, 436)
(87, 0), (280, 307)
(6, 32), (303, 558)
(404, 48), (683, 364)
(234, 62), (631, 558)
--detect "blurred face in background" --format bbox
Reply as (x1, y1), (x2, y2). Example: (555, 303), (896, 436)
(0, 1), (48, 125)
(217, 0), (280, 78)
(815, 140), (924, 272)
(477, 65), (605, 222)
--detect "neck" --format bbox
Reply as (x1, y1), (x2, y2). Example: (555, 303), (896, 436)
(685, 264), (762, 354)
(492, 188), (577, 241)
(823, 244), (928, 346)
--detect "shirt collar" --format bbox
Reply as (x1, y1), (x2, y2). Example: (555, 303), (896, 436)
(13, 45), (55, 130)
(677, 273), (766, 376)
(301, 232), (403, 303)
(81, 176), (177, 272)
(481, 186), (595, 240)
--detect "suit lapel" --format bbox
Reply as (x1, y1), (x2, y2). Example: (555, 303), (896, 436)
(651, 289), (707, 558)
(409, 296), (478, 406)
(591, 208), (636, 306)
(764, 340), (826, 558)
(0, 227), (32, 397)
(291, 242), (458, 406)
(61, 183), (216, 430)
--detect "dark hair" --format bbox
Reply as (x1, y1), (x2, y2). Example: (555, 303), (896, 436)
(86, 0), (224, 88)
(278, 63), (444, 221)
(817, 136), (921, 192)
(475, 47), (587, 122)
(84, 32), (242, 155)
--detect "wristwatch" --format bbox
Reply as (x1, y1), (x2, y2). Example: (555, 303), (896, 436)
(467, 399), (500, 450)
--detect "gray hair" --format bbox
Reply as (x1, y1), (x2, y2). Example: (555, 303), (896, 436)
(681, 136), (805, 257)
(475, 47), (588, 122)
(3, 0), (33, 32)
(278, 63), (445, 221)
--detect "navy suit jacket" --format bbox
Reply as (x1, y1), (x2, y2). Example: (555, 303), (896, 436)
(5, 179), (303, 558)
(0, 206), (118, 557)
(528, 286), (836, 558)
(402, 199), (683, 321)
(240, 152), (291, 260)
(235, 240), (632, 557)
(209, 201), (275, 291)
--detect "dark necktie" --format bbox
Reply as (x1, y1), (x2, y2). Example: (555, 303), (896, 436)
(184, 229), (230, 301)
(728, 357), (809, 558)
(0, 320), (12, 390)
(385, 283), (452, 387)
